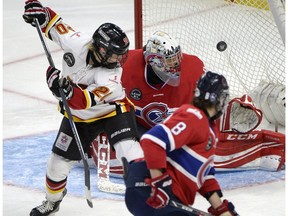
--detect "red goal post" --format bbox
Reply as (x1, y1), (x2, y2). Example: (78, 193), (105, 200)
(134, 0), (285, 99)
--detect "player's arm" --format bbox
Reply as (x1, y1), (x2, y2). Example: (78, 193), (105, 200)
(139, 121), (182, 209)
(198, 168), (239, 216)
(207, 192), (239, 216)
(48, 68), (128, 110)
(46, 68), (102, 110)
(46, 66), (88, 109)
(23, 0), (86, 51)
(46, 66), (73, 101)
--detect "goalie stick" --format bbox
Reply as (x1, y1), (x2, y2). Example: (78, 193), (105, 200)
(31, 17), (93, 208)
(93, 134), (126, 194)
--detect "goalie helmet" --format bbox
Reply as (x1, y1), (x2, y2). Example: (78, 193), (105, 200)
(92, 23), (130, 69)
(193, 71), (229, 120)
(144, 31), (183, 86)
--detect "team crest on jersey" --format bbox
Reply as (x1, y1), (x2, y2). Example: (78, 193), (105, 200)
(141, 102), (173, 127)
(63, 52), (75, 67)
(130, 88), (142, 100)
(205, 137), (213, 151)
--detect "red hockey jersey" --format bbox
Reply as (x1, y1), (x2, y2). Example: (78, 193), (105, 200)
(141, 104), (221, 205)
(122, 49), (204, 129)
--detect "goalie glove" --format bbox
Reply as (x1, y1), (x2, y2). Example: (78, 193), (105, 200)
(46, 66), (73, 101)
(145, 172), (172, 209)
(220, 94), (262, 133)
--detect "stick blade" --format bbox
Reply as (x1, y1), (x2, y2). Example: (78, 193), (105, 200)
(85, 187), (93, 208)
(97, 179), (126, 194)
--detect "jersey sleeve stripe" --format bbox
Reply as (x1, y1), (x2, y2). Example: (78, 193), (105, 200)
(160, 124), (176, 151)
(167, 148), (214, 188)
(83, 89), (92, 109)
(45, 14), (61, 38)
(141, 133), (167, 150)
(141, 124), (175, 151)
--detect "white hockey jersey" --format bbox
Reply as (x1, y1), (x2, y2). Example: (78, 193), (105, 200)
(44, 16), (132, 122)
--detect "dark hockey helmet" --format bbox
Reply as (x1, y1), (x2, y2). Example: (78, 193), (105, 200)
(193, 71), (229, 120)
(92, 23), (130, 68)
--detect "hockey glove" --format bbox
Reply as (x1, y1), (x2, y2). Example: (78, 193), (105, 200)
(145, 172), (172, 209)
(46, 66), (73, 101)
(208, 199), (239, 216)
(23, 0), (50, 29)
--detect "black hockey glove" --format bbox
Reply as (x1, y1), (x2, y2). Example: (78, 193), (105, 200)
(23, 0), (50, 29)
(208, 199), (239, 216)
(46, 66), (73, 101)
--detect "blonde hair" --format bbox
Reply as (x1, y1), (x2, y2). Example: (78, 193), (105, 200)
(88, 41), (95, 51)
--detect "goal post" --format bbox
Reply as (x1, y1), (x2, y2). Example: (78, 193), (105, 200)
(134, 0), (143, 49)
(134, 0), (285, 126)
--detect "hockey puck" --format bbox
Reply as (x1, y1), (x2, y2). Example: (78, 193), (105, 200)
(216, 41), (227, 52)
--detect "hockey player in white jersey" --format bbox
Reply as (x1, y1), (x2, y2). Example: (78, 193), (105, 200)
(23, 0), (144, 215)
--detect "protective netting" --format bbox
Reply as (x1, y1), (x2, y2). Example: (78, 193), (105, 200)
(140, 0), (285, 98)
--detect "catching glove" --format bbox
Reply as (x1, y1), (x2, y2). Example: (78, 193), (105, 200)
(208, 199), (239, 216)
(23, 0), (51, 29)
(145, 172), (172, 209)
(221, 94), (263, 133)
(46, 66), (73, 101)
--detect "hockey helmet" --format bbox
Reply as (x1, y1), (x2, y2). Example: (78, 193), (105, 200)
(194, 71), (229, 120)
(92, 23), (130, 68)
(144, 31), (183, 86)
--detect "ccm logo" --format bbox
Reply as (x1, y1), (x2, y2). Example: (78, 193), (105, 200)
(227, 134), (258, 140)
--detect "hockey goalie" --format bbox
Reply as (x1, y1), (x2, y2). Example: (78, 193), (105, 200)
(91, 94), (285, 177)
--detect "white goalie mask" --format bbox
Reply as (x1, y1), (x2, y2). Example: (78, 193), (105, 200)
(144, 31), (183, 86)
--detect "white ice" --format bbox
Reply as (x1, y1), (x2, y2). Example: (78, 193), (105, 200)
(2, 0), (286, 215)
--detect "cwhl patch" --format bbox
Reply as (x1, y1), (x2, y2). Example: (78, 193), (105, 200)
(55, 132), (73, 151)
(63, 52), (75, 67)
(130, 88), (142, 100)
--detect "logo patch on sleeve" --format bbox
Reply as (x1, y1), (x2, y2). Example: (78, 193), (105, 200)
(63, 52), (75, 67)
(55, 132), (73, 152)
(130, 88), (142, 100)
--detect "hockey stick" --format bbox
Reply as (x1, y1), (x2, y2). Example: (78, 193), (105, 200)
(169, 200), (212, 216)
(32, 17), (93, 208)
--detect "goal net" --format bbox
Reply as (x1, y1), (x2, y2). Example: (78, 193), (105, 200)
(134, 0), (285, 99)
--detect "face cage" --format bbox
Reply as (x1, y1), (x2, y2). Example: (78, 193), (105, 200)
(149, 50), (182, 78)
(98, 46), (128, 68)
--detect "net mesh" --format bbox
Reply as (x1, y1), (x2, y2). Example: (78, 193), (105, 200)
(140, 0), (285, 98)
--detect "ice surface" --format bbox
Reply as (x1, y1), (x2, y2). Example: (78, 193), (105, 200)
(2, 0), (286, 215)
